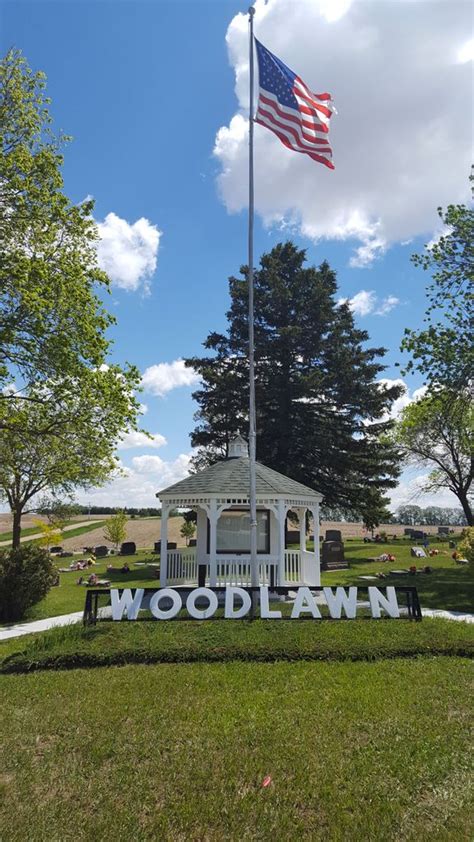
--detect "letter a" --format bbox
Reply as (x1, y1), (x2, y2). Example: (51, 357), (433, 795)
(291, 587), (322, 619)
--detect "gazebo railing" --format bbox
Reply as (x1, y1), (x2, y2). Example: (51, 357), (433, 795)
(167, 550), (198, 585)
(165, 549), (309, 586)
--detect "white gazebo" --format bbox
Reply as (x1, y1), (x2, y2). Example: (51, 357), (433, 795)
(156, 435), (323, 588)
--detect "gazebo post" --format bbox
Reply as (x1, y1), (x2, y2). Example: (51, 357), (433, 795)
(309, 504), (321, 587)
(160, 502), (169, 587)
(209, 498), (218, 587)
(277, 499), (286, 586)
(299, 507), (307, 553)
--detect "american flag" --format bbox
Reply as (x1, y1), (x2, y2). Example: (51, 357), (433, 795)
(254, 39), (335, 170)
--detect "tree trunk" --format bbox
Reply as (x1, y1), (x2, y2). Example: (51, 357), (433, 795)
(12, 508), (23, 549)
(457, 490), (473, 526)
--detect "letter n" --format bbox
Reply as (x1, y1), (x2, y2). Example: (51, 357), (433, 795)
(368, 586), (400, 619)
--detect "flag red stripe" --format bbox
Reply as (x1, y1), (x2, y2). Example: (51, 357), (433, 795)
(256, 105), (332, 155)
(294, 75), (332, 104)
(255, 118), (335, 169)
(258, 92), (329, 137)
(294, 87), (332, 119)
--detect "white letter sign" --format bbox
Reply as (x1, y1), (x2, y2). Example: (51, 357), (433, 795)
(224, 587), (251, 619)
(323, 587), (358, 619)
(368, 586), (400, 618)
(111, 588), (144, 621)
(290, 587), (322, 619)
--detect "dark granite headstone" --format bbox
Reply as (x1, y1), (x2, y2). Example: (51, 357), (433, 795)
(325, 529), (342, 542)
(411, 530), (426, 539)
(120, 541), (136, 555)
(94, 545), (109, 558)
(438, 526), (449, 535)
(321, 540), (345, 568)
(50, 546), (63, 554)
(404, 528), (414, 536)
(154, 540), (177, 553)
(285, 530), (300, 546)
(189, 538), (197, 547)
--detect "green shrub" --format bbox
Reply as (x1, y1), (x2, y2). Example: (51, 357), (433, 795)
(458, 526), (474, 566)
(0, 545), (59, 623)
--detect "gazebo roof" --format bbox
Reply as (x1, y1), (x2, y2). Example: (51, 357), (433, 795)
(157, 455), (323, 501)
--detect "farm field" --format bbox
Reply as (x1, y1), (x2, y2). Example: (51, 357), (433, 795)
(0, 657), (472, 841)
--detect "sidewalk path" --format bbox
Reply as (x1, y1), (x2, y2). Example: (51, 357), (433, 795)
(0, 606), (473, 642)
(0, 520), (101, 548)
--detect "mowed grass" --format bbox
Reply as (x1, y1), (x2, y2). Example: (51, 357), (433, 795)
(318, 537), (474, 613)
(1, 616), (473, 673)
(0, 657), (473, 841)
(5, 537), (472, 626)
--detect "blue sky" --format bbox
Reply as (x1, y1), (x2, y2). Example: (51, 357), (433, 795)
(1, 0), (472, 510)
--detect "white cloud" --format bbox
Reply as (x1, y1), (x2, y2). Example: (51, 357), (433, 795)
(215, 0), (472, 265)
(376, 378), (427, 422)
(141, 359), (201, 397)
(457, 37), (474, 64)
(73, 453), (192, 509)
(339, 290), (400, 316)
(118, 431), (167, 450)
(426, 225), (454, 250)
(389, 470), (461, 511)
(96, 212), (161, 292)
(374, 295), (400, 316)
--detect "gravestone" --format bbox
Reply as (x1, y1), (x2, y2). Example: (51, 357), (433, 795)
(325, 529), (342, 542)
(154, 540), (177, 553)
(189, 538), (197, 547)
(120, 541), (136, 555)
(321, 539), (345, 569)
(411, 530), (426, 540)
(50, 546), (63, 554)
(411, 546), (427, 558)
(94, 545), (109, 558)
(404, 528), (414, 536)
(438, 526), (449, 535)
(285, 530), (300, 545)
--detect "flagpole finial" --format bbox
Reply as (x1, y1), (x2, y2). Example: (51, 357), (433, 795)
(248, 6), (255, 17)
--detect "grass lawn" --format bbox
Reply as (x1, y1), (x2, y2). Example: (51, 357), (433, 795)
(13, 537), (472, 625)
(0, 657), (472, 840)
(319, 537), (474, 614)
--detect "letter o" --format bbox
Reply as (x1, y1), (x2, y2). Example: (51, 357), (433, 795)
(186, 587), (218, 620)
(149, 588), (182, 620)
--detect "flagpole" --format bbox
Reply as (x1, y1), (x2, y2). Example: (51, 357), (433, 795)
(248, 5), (258, 592)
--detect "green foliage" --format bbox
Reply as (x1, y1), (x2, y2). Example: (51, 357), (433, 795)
(186, 242), (404, 520)
(180, 519), (196, 545)
(32, 519), (62, 550)
(0, 49), (142, 541)
(458, 527), (474, 566)
(103, 510), (128, 550)
(395, 389), (473, 524)
(0, 544), (58, 622)
(401, 171), (474, 388)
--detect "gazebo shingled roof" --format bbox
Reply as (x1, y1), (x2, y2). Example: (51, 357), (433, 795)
(158, 456), (322, 500)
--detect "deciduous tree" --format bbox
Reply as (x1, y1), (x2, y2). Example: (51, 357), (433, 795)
(395, 390), (473, 525)
(401, 172), (474, 389)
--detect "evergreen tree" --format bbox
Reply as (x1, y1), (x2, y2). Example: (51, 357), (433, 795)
(186, 242), (404, 520)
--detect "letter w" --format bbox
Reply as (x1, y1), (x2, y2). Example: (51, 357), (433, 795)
(111, 588), (144, 620)
(323, 587), (358, 619)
